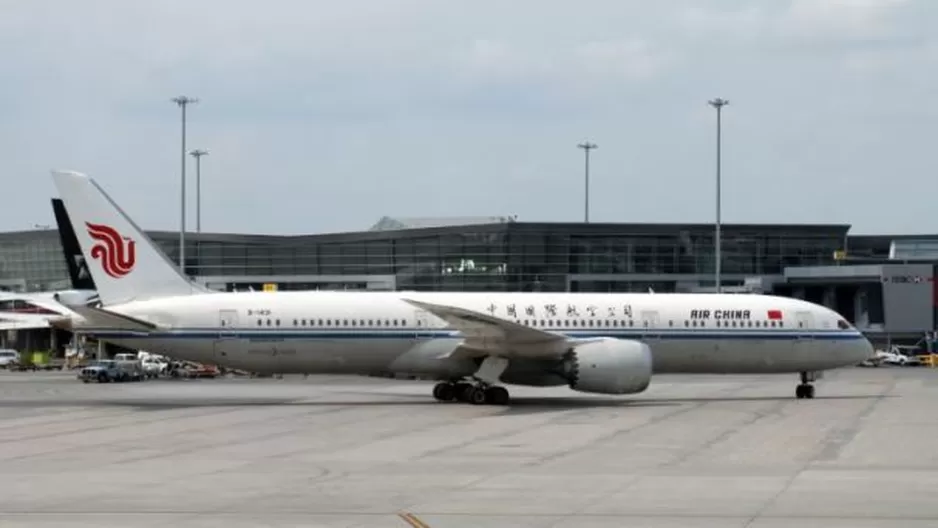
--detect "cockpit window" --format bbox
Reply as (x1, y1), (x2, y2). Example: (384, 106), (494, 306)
(837, 319), (851, 330)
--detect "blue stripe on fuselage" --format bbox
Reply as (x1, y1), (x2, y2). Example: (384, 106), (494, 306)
(77, 328), (867, 341)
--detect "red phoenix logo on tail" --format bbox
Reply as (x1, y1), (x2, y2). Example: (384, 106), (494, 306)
(85, 222), (137, 278)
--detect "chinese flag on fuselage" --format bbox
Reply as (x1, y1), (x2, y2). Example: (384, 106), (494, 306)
(767, 309), (783, 320)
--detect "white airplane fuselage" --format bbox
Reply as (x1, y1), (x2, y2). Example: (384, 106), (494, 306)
(79, 290), (872, 380)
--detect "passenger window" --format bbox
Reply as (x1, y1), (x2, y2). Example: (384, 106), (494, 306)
(257, 319), (262, 326)
(360, 320), (365, 326)
(343, 319), (348, 326)
(276, 319), (281, 326)
(778, 322), (784, 328)
(668, 320), (673, 327)
(266, 319), (271, 326)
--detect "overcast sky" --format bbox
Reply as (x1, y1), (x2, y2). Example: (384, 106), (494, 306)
(1, 0), (935, 235)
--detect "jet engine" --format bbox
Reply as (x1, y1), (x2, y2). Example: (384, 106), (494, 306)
(562, 338), (653, 395)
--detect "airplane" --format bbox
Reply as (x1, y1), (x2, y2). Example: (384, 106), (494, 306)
(0, 197), (99, 332)
(49, 169), (874, 405)
(0, 289), (99, 331)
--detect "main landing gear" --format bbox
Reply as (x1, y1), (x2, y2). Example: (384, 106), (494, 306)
(432, 381), (511, 405)
(432, 356), (512, 405)
(796, 371), (818, 399)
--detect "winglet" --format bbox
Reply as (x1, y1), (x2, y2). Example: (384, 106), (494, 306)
(50, 170), (209, 306)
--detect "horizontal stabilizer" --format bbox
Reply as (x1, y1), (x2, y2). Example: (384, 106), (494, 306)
(66, 304), (159, 332)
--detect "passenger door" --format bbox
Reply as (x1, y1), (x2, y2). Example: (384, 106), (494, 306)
(414, 309), (433, 340)
(794, 311), (814, 339)
(213, 309), (244, 362)
(793, 310), (815, 356)
(641, 310), (662, 341)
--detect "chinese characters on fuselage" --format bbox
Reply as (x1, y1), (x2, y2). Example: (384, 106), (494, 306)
(485, 301), (633, 319)
(689, 309), (751, 320)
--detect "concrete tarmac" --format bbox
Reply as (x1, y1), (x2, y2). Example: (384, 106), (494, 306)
(0, 367), (936, 527)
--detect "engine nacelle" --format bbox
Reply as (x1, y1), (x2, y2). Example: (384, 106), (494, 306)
(563, 338), (653, 395)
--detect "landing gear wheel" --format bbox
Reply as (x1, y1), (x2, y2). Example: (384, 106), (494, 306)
(468, 386), (488, 405)
(454, 383), (473, 402)
(485, 386), (510, 406)
(432, 382), (455, 402)
(795, 384), (815, 399)
(796, 371), (818, 400)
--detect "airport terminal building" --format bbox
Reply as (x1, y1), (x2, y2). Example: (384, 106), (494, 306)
(2, 215), (937, 345)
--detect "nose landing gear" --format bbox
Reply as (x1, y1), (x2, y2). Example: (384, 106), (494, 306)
(796, 371), (819, 399)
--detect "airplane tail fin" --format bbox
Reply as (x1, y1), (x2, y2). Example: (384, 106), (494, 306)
(50, 170), (208, 306)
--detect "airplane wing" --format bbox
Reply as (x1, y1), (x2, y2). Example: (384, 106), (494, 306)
(401, 298), (574, 359)
(65, 305), (159, 333)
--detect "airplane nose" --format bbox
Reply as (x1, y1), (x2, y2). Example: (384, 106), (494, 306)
(852, 335), (876, 363)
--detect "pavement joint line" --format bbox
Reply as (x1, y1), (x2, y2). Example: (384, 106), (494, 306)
(398, 511), (431, 527)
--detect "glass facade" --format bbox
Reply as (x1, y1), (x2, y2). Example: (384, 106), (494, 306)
(0, 223), (851, 294)
(0, 231), (71, 291)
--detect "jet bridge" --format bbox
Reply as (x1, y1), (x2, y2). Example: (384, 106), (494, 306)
(776, 263), (936, 340)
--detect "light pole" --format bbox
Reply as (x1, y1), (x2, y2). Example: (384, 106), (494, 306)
(577, 141), (597, 223)
(189, 149), (208, 275)
(189, 149), (209, 235)
(708, 97), (728, 293)
(171, 95), (198, 274)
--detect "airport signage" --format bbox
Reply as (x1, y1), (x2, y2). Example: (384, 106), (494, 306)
(881, 276), (932, 284)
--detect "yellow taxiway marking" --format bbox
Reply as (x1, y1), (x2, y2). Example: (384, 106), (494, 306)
(398, 512), (431, 528)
